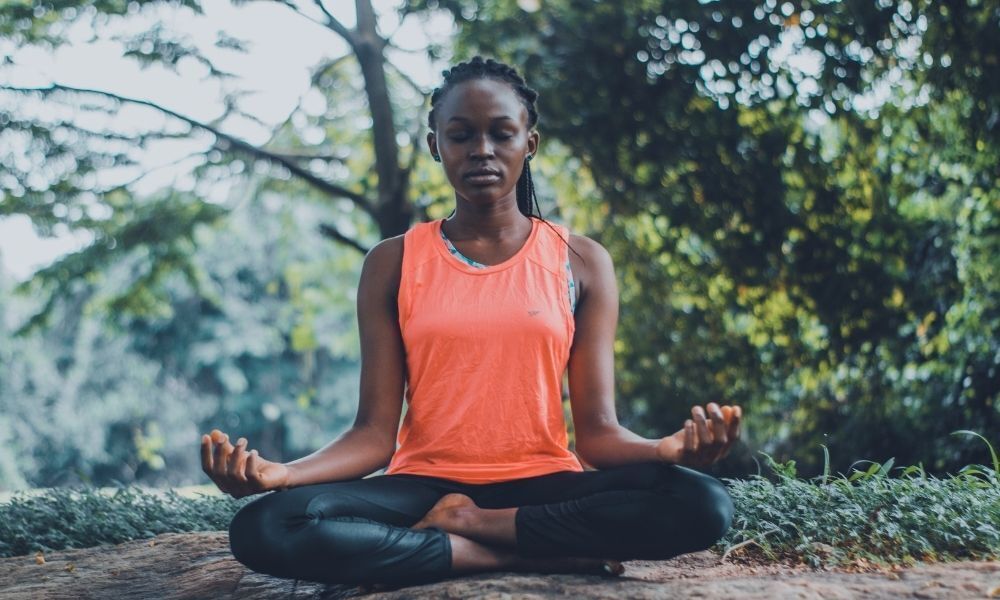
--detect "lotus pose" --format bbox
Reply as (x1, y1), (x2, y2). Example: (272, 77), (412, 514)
(201, 56), (742, 588)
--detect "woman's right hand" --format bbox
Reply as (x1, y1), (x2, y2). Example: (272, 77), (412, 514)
(201, 429), (291, 498)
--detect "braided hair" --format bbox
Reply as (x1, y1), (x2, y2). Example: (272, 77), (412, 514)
(427, 55), (544, 220)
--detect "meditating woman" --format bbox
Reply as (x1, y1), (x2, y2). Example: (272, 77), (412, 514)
(200, 56), (742, 588)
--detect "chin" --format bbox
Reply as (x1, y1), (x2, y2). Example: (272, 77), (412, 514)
(458, 184), (514, 203)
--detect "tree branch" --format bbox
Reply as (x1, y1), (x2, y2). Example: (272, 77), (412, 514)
(264, 0), (335, 35)
(317, 222), (369, 254)
(310, 53), (354, 87)
(1, 83), (376, 215)
(261, 150), (348, 163)
(99, 151), (206, 194)
(311, 0), (356, 45)
(386, 57), (430, 96)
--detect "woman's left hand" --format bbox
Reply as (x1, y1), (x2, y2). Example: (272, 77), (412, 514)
(655, 402), (742, 468)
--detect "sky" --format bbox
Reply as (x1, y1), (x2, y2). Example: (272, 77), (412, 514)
(0, 0), (454, 281)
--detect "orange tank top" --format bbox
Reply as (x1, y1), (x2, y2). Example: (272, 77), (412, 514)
(384, 216), (584, 484)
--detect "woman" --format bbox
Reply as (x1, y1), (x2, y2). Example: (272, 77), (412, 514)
(201, 56), (742, 589)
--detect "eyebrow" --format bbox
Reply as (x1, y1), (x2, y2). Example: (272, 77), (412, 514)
(447, 116), (516, 123)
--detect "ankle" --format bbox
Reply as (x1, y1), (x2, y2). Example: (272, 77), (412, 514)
(448, 504), (479, 535)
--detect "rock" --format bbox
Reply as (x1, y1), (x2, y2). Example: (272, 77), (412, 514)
(1, 532), (997, 599)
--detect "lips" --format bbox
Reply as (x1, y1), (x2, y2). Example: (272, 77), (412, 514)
(463, 168), (501, 178)
(463, 168), (502, 186)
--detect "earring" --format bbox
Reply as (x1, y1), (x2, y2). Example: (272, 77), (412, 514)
(526, 154), (534, 161)
(433, 154), (441, 162)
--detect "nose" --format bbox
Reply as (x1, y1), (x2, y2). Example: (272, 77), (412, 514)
(470, 134), (494, 159)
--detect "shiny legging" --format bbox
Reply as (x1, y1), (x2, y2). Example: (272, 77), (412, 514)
(228, 461), (734, 587)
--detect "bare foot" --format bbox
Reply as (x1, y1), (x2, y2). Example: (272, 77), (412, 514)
(411, 493), (478, 532)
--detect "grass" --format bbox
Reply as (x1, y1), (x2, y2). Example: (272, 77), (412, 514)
(0, 484), (252, 559)
(1, 431), (998, 568)
(716, 431), (1000, 569)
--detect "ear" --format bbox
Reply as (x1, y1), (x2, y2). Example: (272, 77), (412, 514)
(426, 131), (438, 158)
(527, 129), (540, 159)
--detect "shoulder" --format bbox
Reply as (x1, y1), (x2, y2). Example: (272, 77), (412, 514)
(567, 233), (612, 264)
(365, 233), (404, 264)
(363, 234), (405, 272)
(360, 234), (405, 299)
(566, 232), (616, 300)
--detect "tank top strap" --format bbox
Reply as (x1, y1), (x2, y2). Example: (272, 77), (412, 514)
(398, 220), (439, 329)
(525, 218), (571, 277)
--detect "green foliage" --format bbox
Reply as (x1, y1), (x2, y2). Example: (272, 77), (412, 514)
(12, 192), (228, 335)
(0, 0), (404, 492)
(717, 440), (1000, 568)
(424, 0), (1000, 475)
(0, 1), (202, 45)
(0, 189), (365, 490)
(0, 486), (250, 559)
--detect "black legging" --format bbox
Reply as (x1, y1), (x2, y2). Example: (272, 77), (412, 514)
(228, 461), (734, 587)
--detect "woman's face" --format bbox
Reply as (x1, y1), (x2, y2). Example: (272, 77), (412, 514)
(427, 78), (539, 206)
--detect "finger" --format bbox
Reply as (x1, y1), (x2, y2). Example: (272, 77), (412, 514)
(205, 434), (233, 494)
(720, 406), (743, 459)
(246, 449), (261, 486)
(201, 434), (214, 473)
(728, 405), (742, 440)
(228, 438), (248, 480)
(684, 419), (696, 455)
(230, 439), (250, 493)
(214, 433), (233, 478)
(210, 429), (226, 444)
(692, 406), (712, 447)
(707, 403), (728, 450)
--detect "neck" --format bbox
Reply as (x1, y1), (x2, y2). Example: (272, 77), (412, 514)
(446, 196), (532, 241)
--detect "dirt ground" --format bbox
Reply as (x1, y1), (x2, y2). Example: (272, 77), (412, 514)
(0, 531), (997, 599)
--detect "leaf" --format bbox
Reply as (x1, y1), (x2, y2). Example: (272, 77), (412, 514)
(951, 430), (1000, 476)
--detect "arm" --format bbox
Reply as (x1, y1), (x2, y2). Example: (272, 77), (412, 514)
(283, 236), (407, 487)
(566, 236), (666, 469)
(566, 236), (742, 470)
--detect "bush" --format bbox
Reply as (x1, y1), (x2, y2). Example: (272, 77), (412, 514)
(0, 485), (251, 558)
(717, 432), (1000, 568)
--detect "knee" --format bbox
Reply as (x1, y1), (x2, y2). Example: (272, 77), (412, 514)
(681, 471), (735, 549)
(228, 493), (288, 574)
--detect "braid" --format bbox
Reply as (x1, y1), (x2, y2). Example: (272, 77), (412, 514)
(516, 157), (540, 217)
(430, 56), (582, 263)
(428, 56), (539, 131)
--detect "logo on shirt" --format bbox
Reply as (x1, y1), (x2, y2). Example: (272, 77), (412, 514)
(528, 309), (541, 316)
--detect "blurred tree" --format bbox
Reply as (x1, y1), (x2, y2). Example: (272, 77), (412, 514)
(0, 0), (453, 330)
(0, 180), (371, 490)
(0, 0), (453, 488)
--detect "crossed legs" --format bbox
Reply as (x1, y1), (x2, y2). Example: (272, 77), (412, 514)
(228, 461), (733, 587)
(413, 495), (620, 576)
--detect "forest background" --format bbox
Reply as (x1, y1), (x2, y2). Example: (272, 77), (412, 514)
(0, 0), (996, 492)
